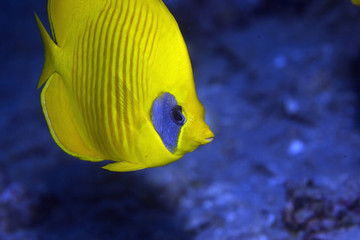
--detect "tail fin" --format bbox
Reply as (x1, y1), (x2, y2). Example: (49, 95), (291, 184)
(35, 13), (58, 89)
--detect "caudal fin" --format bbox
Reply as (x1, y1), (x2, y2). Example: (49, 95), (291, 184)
(35, 13), (58, 89)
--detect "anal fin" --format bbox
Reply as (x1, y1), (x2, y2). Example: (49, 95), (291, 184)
(41, 73), (103, 161)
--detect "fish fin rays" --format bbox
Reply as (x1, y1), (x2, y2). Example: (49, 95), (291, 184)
(102, 161), (145, 172)
(41, 73), (104, 162)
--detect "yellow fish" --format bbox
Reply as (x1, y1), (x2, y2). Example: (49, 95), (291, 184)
(352, 0), (360, 5)
(35, 0), (214, 172)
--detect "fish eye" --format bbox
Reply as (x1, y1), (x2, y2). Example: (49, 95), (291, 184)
(170, 105), (185, 126)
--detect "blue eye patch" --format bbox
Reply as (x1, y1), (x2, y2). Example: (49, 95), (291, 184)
(151, 92), (186, 153)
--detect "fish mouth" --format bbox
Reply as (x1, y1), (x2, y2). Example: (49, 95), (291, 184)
(206, 137), (214, 142)
(196, 135), (214, 145)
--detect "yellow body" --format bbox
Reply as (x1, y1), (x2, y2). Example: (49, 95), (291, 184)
(36, 0), (214, 171)
(352, 0), (360, 6)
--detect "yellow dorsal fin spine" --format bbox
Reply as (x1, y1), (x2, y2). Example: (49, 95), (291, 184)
(35, 13), (59, 89)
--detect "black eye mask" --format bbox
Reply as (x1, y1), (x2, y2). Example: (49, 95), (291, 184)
(151, 92), (186, 153)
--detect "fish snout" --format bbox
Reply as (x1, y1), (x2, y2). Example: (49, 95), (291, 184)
(176, 120), (214, 153)
(198, 126), (214, 145)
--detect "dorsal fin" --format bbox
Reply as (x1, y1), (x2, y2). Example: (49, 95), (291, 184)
(47, 0), (105, 45)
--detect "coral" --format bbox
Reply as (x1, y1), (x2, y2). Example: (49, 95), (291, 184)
(282, 179), (360, 239)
